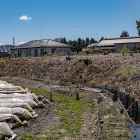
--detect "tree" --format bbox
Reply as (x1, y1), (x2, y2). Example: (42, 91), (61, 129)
(81, 39), (86, 49)
(99, 36), (104, 42)
(60, 37), (67, 44)
(0, 45), (12, 53)
(68, 40), (73, 46)
(63, 37), (67, 44)
(120, 30), (129, 37)
(136, 19), (140, 36)
(85, 38), (90, 47)
(76, 38), (81, 55)
(90, 38), (97, 44)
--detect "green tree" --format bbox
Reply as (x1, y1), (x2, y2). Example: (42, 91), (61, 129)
(136, 19), (140, 36)
(99, 36), (104, 42)
(81, 39), (86, 49)
(63, 37), (67, 44)
(68, 40), (73, 45)
(60, 37), (67, 44)
(76, 38), (81, 55)
(90, 38), (97, 44)
(86, 38), (90, 47)
(120, 30), (129, 37)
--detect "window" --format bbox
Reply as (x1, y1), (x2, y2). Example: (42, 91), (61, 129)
(34, 49), (38, 57)
(52, 48), (56, 54)
(26, 49), (31, 57)
(40, 49), (44, 56)
(18, 50), (22, 57)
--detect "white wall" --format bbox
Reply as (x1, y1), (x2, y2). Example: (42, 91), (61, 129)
(55, 48), (71, 55)
(14, 47), (71, 57)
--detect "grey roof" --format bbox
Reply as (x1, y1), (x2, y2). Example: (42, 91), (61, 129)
(13, 39), (72, 49)
(97, 36), (140, 47)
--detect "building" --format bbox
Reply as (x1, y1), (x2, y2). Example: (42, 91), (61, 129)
(13, 39), (72, 57)
(96, 36), (140, 53)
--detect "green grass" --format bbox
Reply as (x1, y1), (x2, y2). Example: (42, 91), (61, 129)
(27, 88), (92, 139)
(20, 133), (33, 140)
(101, 105), (117, 115)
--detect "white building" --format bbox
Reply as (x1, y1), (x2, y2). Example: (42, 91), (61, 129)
(97, 36), (140, 53)
(13, 39), (72, 57)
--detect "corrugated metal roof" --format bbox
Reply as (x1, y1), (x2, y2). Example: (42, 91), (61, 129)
(13, 39), (72, 49)
(97, 36), (140, 46)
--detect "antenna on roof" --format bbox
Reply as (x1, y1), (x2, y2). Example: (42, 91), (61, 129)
(40, 28), (42, 40)
(96, 33), (98, 42)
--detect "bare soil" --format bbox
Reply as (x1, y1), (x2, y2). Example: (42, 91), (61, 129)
(0, 77), (132, 140)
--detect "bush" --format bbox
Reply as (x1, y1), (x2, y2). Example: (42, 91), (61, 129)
(60, 51), (65, 56)
(121, 45), (129, 55)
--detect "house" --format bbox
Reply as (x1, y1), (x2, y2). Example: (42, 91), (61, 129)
(13, 39), (72, 57)
(96, 36), (140, 53)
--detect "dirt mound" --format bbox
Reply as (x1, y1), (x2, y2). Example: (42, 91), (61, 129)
(0, 53), (140, 98)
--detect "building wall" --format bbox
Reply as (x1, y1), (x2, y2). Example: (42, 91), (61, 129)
(55, 48), (71, 55)
(115, 43), (133, 53)
(14, 47), (71, 57)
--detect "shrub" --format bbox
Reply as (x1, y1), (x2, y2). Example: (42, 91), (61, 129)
(60, 51), (65, 56)
(121, 45), (129, 55)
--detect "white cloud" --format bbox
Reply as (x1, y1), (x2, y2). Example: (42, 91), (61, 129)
(0, 43), (3, 46)
(19, 42), (26, 44)
(19, 15), (32, 21)
(75, 29), (79, 30)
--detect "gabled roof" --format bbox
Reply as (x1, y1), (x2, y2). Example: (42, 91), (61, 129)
(14, 39), (72, 49)
(97, 36), (140, 47)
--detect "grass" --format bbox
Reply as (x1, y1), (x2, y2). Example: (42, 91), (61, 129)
(20, 133), (33, 140)
(25, 88), (92, 139)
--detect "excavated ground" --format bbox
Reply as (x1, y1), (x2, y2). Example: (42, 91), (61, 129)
(0, 53), (140, 98)
(0, 53), (139, 139)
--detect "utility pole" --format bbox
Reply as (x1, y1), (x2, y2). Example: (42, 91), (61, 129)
(13, 37), (15, 47)
(96, 33), (99, 42)
(40, 28), (42, 40)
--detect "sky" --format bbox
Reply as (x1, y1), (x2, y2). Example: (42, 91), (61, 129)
(0, 0), (140, 45)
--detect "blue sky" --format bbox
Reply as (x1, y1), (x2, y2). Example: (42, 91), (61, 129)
(0, 0), (140, 45)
